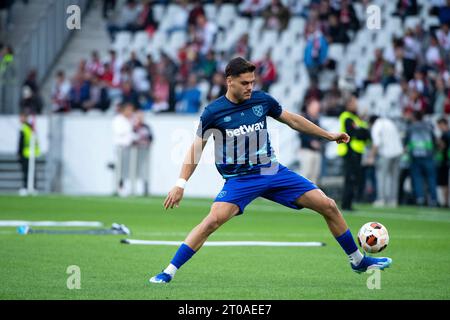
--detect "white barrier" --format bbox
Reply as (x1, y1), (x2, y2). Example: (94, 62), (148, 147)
(0, 114), (339, 197)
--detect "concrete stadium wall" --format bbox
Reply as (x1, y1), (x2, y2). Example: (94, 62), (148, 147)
(0, 114), (340, 197)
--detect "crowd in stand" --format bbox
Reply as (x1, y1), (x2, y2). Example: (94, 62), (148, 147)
(47, 0), (291, 114)
(8, 0), (450, 207)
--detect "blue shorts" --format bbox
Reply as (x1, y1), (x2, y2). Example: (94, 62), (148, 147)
(214, 163), (318, 214)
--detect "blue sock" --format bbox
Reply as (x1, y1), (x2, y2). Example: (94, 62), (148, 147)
(170, 243), (196, 269)
(335, 229), (359, 255)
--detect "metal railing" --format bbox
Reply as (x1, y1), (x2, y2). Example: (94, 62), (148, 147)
(0, 0), (91, 114)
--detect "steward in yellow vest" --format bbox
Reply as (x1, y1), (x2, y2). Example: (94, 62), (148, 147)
(338, 95), (370, 211)
(17, 113), (40, 190)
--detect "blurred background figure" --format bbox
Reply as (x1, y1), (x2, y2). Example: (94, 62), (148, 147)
(437, 117), (450, 207)
(368, 115), (404, 207)
(112, 102), (136, 197)
(338, 94), (370, 211)
(404, 111), (438, 207)
(299, 99), (322, 185)
(133, 111), (153, 196)
(17, 112), (40, 196)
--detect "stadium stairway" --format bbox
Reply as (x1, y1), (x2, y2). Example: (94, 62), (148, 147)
(0, 0), (50, 47)
(0, 154), (46, 194)
(40, 0), (111, 109)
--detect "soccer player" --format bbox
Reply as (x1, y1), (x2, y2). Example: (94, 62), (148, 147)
(150, 57), (392, 283)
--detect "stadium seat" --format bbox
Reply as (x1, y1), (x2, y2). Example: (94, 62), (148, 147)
(197, 80), (211, 105)
(152, 4), (166, 23)
(404, 16), (421, 30)
(385, 83), (402, 100)
(217, 3), (237, 28)
(366, 83), (384, 99)
(112, 31), (132, 57)
(204, 3), (218, 20)
(131, 31), (150, 55)
(287, 17), (305, 35)
(328, 44), (344, 62)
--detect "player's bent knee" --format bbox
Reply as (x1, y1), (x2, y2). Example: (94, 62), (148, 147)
(202, 214), (221, 234)
(322, 197), (339, 217)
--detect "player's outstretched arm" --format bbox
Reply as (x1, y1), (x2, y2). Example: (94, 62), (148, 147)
(163, 136), (207, 210)
(276, 110), (350, 144)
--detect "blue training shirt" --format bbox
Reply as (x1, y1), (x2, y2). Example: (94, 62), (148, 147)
(196, 90), (283, 178)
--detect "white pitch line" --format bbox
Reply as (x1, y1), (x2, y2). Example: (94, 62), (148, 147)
(0, 220), (104, 227)
(121, 239), (325, 247)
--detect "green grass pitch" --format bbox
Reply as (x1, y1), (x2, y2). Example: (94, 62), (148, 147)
(0, 195), (449, 300)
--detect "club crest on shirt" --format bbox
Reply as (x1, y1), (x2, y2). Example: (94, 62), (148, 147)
(217, 191), (227, 198)
(252, 105), (264, 117)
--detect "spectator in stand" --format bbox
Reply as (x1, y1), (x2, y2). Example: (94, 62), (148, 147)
(365, 48), (391, 88)
(194, 14), (218, 56)
(207, 71), (226, 102)
(137, 0), (158, 35)
(337, 0), (360, 35)
(304, 24), (329, 79)
(255, 50), (277, 91)
(404, 110), (438, 207)
(158, 52), (178, 109)
(216, 50), (228, 73)
(121, 81), (141, 110)
(238, 0), (270, 18)
(69, 73), (91, 112)
(438, 0), (450, 24)
(187, 0), (206, 29)
(262, 0), (291, 32)
(125, 51), (143, 70)
(394, 0), (418, 21)
(175, 74), (201, 114)
(408, 69), (431, 98)
(433, 76), (450, 114)
(382, 64), (399, 90)
(106, 0), (142, 41)
(436, 23), (450, 65)
(338, 63), (358, 93)
(178, 41), (199, 83)
(87, 50), (104, 77)
(197, 49), (217, 82)
(230, 33), (251, 60)
(437, 117), (450, 207)
(303, 8), (322, 38)
(303, 77), (324, 110)
(318, 0), (332, 26)
(326, 14), (350, 44)
(101, 62), (114, 87)
(298, 99), (323, 184)
(322, 79), (344, 116)
(425, 35), (444, 71)
(150, 73), (170, 112)
(399, 77), (411, 110)
(392, 43), (414, 81)
(20, 69), (43, 114)
(83, 75), (111, 112)
(404, 87), (428, 115)
(51, 70), (71, 112)
(107, 50), (123, 87)
(144, 53), (157, 84)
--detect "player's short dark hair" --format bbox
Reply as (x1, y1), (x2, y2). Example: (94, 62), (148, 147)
(225, 57), (256, 78)
(437, 117), (448, 125)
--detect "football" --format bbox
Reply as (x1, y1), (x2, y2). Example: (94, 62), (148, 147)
(357, 222), (389, 253)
